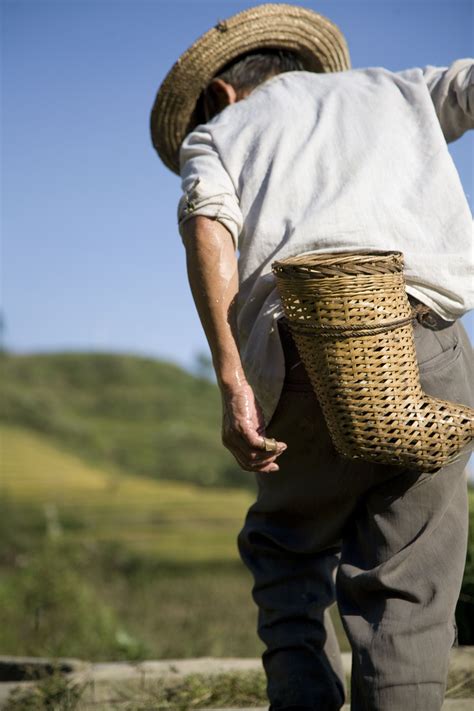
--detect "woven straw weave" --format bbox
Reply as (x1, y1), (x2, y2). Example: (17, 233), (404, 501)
(273, 251), (474, 472)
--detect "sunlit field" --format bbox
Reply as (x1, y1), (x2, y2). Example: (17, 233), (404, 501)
(2, 422), (471, 665)
(2, 424), (252, 563)
(1, 423), (269, 661)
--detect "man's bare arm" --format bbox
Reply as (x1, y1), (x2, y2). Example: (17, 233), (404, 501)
(181, 215), (286, 473)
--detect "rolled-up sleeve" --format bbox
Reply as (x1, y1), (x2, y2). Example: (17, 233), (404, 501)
(178, 127), (243, 250)
(423, 59), (474, 142)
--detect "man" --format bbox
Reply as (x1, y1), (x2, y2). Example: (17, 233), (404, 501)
(150, 4), (474, 710)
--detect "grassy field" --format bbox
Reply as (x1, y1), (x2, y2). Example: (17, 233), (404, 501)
(1, 423), (253, 563)
(2, 422), (472, 665)
(1, 422), (269, 660)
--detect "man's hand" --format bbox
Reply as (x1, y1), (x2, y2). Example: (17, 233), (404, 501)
(222, 381), (287, 473)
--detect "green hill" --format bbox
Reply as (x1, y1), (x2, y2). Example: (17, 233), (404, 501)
(0, 351), (249, 490)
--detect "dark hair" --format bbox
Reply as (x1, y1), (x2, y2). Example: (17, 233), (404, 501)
(194, 49), (305, 124)
(216, 49), (304, 92)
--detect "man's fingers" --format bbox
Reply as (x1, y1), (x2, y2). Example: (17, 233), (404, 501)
(230, 439), (287, 473)
(223, 433), (257, 462)
(248, 448), (284, 462)
(223, 425), (287, 474)
(235, 454), (281, 473)
(231, 437), (287, 467)
(242, 433), (287, 463)
(223, 430), (286, 458)
(232, 446), (280, 470)
(247, 431), (287, 454)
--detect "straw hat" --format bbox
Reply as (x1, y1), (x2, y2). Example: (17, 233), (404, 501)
(150, 3), (351, 174)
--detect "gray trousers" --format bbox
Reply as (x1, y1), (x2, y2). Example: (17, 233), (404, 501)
(238, 316), (473, 711)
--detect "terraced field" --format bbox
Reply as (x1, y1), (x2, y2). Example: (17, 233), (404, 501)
(1, 424), (254, 564)
(1, 423), (471, 660)
(0, 423), (267, 659)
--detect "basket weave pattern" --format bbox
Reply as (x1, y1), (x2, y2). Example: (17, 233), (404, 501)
(273, 251), (474, 472)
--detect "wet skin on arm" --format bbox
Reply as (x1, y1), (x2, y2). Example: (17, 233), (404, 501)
(181, 215), (287, 473)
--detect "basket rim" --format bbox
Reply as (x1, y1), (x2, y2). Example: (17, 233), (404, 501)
(272, 250), (404, 278)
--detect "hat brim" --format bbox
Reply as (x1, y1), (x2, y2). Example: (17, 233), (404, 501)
(150, 3), (351, 174)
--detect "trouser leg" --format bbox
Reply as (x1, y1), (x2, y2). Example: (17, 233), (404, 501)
(239, 317), (472, 710)
(238, 321), (370, 710)
(337, 319), (474, 711)
(338, 453), (469, 711)
(239, 517), (344, 710)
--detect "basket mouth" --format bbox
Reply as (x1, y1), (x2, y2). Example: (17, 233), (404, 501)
(272, 250), (404, 279)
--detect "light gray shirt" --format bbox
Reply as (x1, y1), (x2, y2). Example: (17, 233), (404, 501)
(178, 61), (474, 425)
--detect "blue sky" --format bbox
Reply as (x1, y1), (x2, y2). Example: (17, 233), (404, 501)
(2, 0), (473, 371)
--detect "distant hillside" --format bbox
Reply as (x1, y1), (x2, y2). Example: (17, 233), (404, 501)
(0, 351), (250, 490)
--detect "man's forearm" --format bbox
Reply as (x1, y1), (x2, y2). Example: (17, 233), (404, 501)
(180, 216), (286, 472)
(180, 215), (245, 394)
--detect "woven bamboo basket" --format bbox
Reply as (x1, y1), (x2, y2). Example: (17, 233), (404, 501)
(272, 250), (474, 472)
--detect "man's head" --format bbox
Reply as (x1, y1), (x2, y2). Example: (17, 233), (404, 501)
(196, 49), (305, 123)
(151, 3), (350, 174)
